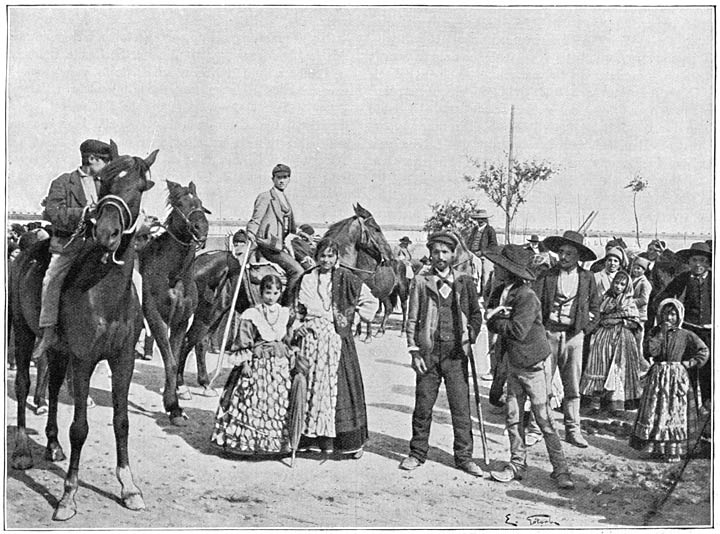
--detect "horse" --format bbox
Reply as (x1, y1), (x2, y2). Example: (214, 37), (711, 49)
(175, 203), (394, 388)
(10, 143), (158, 521)
(138, 180), (210, 425)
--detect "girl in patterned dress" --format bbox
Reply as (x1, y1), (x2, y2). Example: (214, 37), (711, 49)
(580, 270), (648, 416)
(630, 299), (709, 462)
(211, 274), (293, 455)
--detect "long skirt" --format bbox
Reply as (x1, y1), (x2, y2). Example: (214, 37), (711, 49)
(211, 341), (291, 454)
(580, 323), (647, 409)
(301, 316), (368, 452)
(630, 362), (699, 457)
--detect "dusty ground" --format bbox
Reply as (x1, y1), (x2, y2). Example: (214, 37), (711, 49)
(4, 318), (712, 529)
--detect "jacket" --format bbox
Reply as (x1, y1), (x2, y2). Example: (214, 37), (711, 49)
(534, 264), (600, 336)
(466, 224), (498, 256)
(42, 169), (94, 254)
(406, 268), (483, 363)
(246, 187), (296, 251)
(631, 274), (652, 322)
(487, 282), (551, 369)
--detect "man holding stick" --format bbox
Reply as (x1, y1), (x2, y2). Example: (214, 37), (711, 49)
(399, 231), (484, 476)
(483, 245), (574, 489)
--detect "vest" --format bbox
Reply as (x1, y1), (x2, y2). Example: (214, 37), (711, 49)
(434, 288), (458, 358)
(685, 275), (711, 325)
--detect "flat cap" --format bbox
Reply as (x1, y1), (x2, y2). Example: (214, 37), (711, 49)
(272, 163), (291, 176)
(79, 139), (112, 158)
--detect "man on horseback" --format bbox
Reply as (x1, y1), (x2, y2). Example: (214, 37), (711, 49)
(246, 163), (304, 305)
(466, 209), (498, 296)
(32, 139), (113, 361)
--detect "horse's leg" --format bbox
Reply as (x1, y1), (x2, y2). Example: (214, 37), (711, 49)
(108, 350), (145, 512)
(399, 293), (409, 336)
(375, 297), (392, 337)
(53, 357), (97, 521)
(144, 303), (186, 425)
(190, 319), (215, 396)
(175, 330), (193, 401)
(33, 351), (50, 414)
(170, 318), (192, 405)
(44, 348), (68, 462)
(11, 320), (36, 470)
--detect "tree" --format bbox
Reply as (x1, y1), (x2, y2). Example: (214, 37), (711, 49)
(625, 174), (649, 248)
(424, 197), (484, 242)
(464, 157), (555, 243)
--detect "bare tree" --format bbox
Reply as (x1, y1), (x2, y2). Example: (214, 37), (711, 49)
(625, 174), (649, 248)
(464, 157), (555, 243)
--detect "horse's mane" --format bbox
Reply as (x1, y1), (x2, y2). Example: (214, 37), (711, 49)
(326, 216), (353, 237)
(97, 155), (151, 197)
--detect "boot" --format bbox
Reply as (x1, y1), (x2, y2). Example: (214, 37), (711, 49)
(31, 327), (57, 364)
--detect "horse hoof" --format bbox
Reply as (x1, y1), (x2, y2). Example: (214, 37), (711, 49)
(123, 493), (146, 511)
(170, 413), (189, 426)
(45, 444), (66, 463)
(35, 404), (49, 416)
(177, 387), (192, 401)
(52, 505), (77, 522)
(201, 387), (218, 398)
(11, 453), (33, 471)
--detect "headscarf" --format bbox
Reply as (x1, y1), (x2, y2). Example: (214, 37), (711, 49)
(656, 298), (685, 329)
(600, 270), (639, 320)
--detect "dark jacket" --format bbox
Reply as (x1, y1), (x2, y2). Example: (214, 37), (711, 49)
(487, 282), (551, 369)
(654, 271), (712, 328)
(406, 268), (483, 363)
(534, 264), (600, 336)
(42, 169), (95, 254)
(466, 224), (498, 256)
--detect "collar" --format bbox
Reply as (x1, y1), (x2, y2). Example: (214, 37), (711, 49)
(560, 265), (579, 275)
(433, 267), (453, 281)
(692, 271), (709, 281)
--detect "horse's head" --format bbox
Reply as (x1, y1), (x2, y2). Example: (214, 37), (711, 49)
(94, 144), (157, 253)
(353, 203), (394, 265)
(165, 180), (211, 247)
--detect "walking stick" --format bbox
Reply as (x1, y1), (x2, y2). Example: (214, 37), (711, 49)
(208, 245), (252, 389)
(467, 335), (490, 465)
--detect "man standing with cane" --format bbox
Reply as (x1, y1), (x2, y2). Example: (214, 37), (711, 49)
(399, 231), (484, 476)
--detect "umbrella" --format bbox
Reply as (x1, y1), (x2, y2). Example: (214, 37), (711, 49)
(288, 341), (310, 467)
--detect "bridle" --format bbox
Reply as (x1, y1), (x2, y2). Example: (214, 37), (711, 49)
(92, 194), (142, 265)
(356, 216), (388, 266)
(165, 205), (207, 248)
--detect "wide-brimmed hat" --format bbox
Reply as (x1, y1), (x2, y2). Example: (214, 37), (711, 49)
(484, 244), (536, 281)
(426, 231), (459, 252)
(542, 230), (597, 262)
(527, 234), (540, 243)
(469, 209), (493, 220)
(676, 242), (712, 263)
(399, 236), (412, 245)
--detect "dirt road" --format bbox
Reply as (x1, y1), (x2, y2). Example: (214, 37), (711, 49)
(5, 320), (711, 528)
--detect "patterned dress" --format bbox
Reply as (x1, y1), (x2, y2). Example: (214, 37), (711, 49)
(630, 299), (709, 457)
(580, 285), (648, 410)
(211, 305), (292, 455)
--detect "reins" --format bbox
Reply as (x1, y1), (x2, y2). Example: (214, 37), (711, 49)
(90, 194), (143, 265)
(163, 206), (206, 248)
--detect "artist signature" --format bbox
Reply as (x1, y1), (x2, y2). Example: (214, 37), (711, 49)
(505, 513), (560, 527)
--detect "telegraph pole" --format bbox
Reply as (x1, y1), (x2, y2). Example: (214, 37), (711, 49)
(506, 105), (514, 244)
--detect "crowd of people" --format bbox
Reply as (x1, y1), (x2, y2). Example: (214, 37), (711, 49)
(8, 144), (713, 491)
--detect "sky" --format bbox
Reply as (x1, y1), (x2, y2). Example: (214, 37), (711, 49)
(5, 7), (715, 236)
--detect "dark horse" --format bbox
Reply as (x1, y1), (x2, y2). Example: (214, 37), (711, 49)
(10, 143), (158, 521)
(139, 180), (210, 425)
(175, 203), (394, 391)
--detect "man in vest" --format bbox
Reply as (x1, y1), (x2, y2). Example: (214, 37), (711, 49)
(466, 209), (498, 295)
(246, 163), (304, 305)
(400, 231), (484, 476)
(32, 139), (114, 362)
(534, 230), (600, 448)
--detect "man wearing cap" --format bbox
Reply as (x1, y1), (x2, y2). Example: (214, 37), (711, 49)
(466, 209), (498, 295)
(654, 242), (712, 404)
(32, 139), (114, 361)
(246, 163), (304, 305)
(394, 236), (414, 279)
(484, 244), (574, 489)
(291, 223), (317, 270)
(525, 234), (543, 255)
(534, 231), (600, 448)
(400, 231), (484, 476)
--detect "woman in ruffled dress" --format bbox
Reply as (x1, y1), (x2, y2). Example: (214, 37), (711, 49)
(294, 237), (378, 457)
(580, 270), (648, 416)
(630, 299), (709, 462)
(211, 274), (293, 455)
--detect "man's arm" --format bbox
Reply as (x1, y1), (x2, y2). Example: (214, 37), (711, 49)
(245, 192), (269, 240)
(487, 288), (537, 341)
(464, 277), (483, 341)
(487, 226), (498, 248)
(43, 175), (83, 232)
(405, 278), (421, 351)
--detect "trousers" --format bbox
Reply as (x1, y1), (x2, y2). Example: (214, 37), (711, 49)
(547, 331), (584, 432)
(39, 252), (76, 328)
(257, 246), (305, 306)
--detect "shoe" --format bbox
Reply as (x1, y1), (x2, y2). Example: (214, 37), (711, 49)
(490, 463), (524, 483)
(457, 461), (483, 477)
(565, 430), (589, 448)
(399, 456), (423, 471)
(525, 432), (543, 447)
(551, 471), (575, 490)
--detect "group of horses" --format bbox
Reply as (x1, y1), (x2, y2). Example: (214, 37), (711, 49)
(8, 144), (407, 521)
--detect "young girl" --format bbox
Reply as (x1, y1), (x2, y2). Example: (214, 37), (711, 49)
(211, 274), (293, 455)
(630, 299), (709, 462)
(580, 270), (648, 416)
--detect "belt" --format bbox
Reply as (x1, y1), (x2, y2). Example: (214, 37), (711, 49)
(546, 322), (572, 333)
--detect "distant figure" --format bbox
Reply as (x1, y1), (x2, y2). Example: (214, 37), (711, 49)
(246, 164), (304, 305)
(525, 234), (544, 255)
(466, 209), (498, 295)
(394, 236), (414, 279)
(292, 223), (317, 270)
(630, 256), (652, 357)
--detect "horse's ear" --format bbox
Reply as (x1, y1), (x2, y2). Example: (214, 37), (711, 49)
(145, 149), (159, 168)
(166, 179), (180, 191)
(109, 139), (119, 160)
(203, 206), (212, 215)
(188, 181), (197, 195)
(143, 180), (155, 192)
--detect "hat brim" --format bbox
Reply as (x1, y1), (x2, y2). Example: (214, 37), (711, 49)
(483, 249), (536, 281)
(470, 214), (493, 219)
(543, 236), (597, 262)
(676, 249), (712, 263)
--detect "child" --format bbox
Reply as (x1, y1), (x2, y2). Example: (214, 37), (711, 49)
(630, 256), (652, 359)
(630, 299), (709, 462)
(211, 274), (293, 455)
(580, 270), (648, 416)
